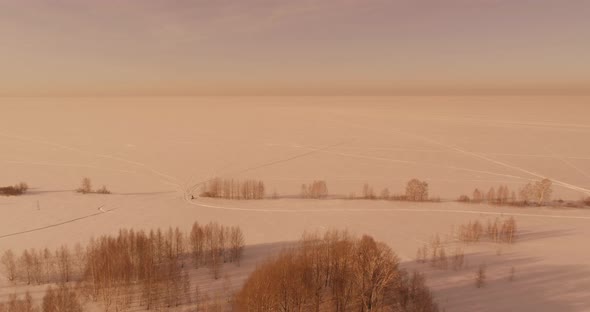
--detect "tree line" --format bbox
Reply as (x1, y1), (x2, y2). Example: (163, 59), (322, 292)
(235, 230), (439, 312)
(351, 178), (432, 202)
(200, 178), (265, 199)
(1, 222), (245, 312)
(76, 177), (110, 195)
(458, 178), (553, 206)
(456, 217), (517, 244)
(300, 180), (329, 199)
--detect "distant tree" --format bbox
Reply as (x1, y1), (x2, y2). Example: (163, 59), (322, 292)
(300, 184), (309, 198)
(486, 187), (496, 203)
(519, 182), (535, 203)
(20, 249), (34, 285)
(362, 183), (373, 199)
(56, 246), (72, 283)
(519, 178), (552, 205)
(405, 179), (429, 201)
(497, 185), (510, 204)
(437, 248), (448, 270)
(510, 191), (517, 204)
(0, 182), (29, 196)
(95, 185), (111, 194)
(472, 188), (483, 203)
(1, 250), (17, 282)
(475, 264), (486, 288)
(380, 188), (390, 200)
(451, 248), (465, 271)
(76, 177), (92, 194)
(302, 180), (328, 199)
(229, 226), (245, 265)
(534, 178), (553, 204)
(16, 182), (29, 193)
(458, 195), (470, 202)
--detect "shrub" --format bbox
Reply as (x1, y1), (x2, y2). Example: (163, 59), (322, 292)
(75, 178), (110, 195)
(0, 182), (29, 196)
(458, 195), (470, 202)
(95, 185), (111, 194)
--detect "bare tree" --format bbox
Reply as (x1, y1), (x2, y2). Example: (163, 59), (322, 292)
(42, 285), (83, 312)
(475, 264), (486, 288)
(534, 178), (553, 205)
(472, 188), (483, 203)
(452, 248), (464, 271)
(20, 249), (34, 285)
(405, 179), (428, 201)
(362, 183), (375, 199)
(229, 226), (245, 265)
(380, 188), (390, 200)
(56, 246), (72, 283)
(190, 222), (204, 268)
(182, 269), (192, 305)
(486, 187), (496, 204)
(1, 250), (17, 282)
(519, 182), (535, 203)
(76, 177), (92, 194)
(509, 266), (515, 282)
(95, 185), (111, 194)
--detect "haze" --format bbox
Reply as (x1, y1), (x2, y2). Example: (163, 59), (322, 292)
(1, 0), (590, 96)
(1, 2), (590, 312)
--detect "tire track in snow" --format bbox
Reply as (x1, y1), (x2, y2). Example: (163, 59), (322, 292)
(267, 143), (528, 181)
(187, 139), (354, 195)
(185, 198), (590, 220)
(0, 132), (182, 191)
(391, 130), (590, 196)
(0, 206), (117, 240)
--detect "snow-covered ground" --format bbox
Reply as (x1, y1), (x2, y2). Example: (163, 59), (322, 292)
(1, 96), (590, 311)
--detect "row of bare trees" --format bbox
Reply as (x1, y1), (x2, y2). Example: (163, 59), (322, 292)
(456, 218), (517, 244)
(76, 177), (110, 195)
(82, 223), (244, 311)
(0, 285), (84, 312)
(300, 180), (329, 199)
(416, 235), (466, 271)
(200, 178), (265, 199)
(1, 245), (81, 286)
(354, 179), (431, 202)
(1, 222), (245, 312)
(459, 178), (553, 206)
(235, 230), (438, 312)
(352, 179), (431, 202)
(188, 222), (245, 277)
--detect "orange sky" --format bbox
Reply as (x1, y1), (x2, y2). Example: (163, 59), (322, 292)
(1, 0), (589, 96)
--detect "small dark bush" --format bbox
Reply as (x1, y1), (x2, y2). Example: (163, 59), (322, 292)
(0, 182), (28, 196)
(458, 195), (471, 202)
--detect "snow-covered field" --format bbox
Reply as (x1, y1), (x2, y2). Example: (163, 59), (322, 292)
(1, 96), (590, 311)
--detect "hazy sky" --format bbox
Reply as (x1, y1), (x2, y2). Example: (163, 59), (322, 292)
(1, 0), (589, 96)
